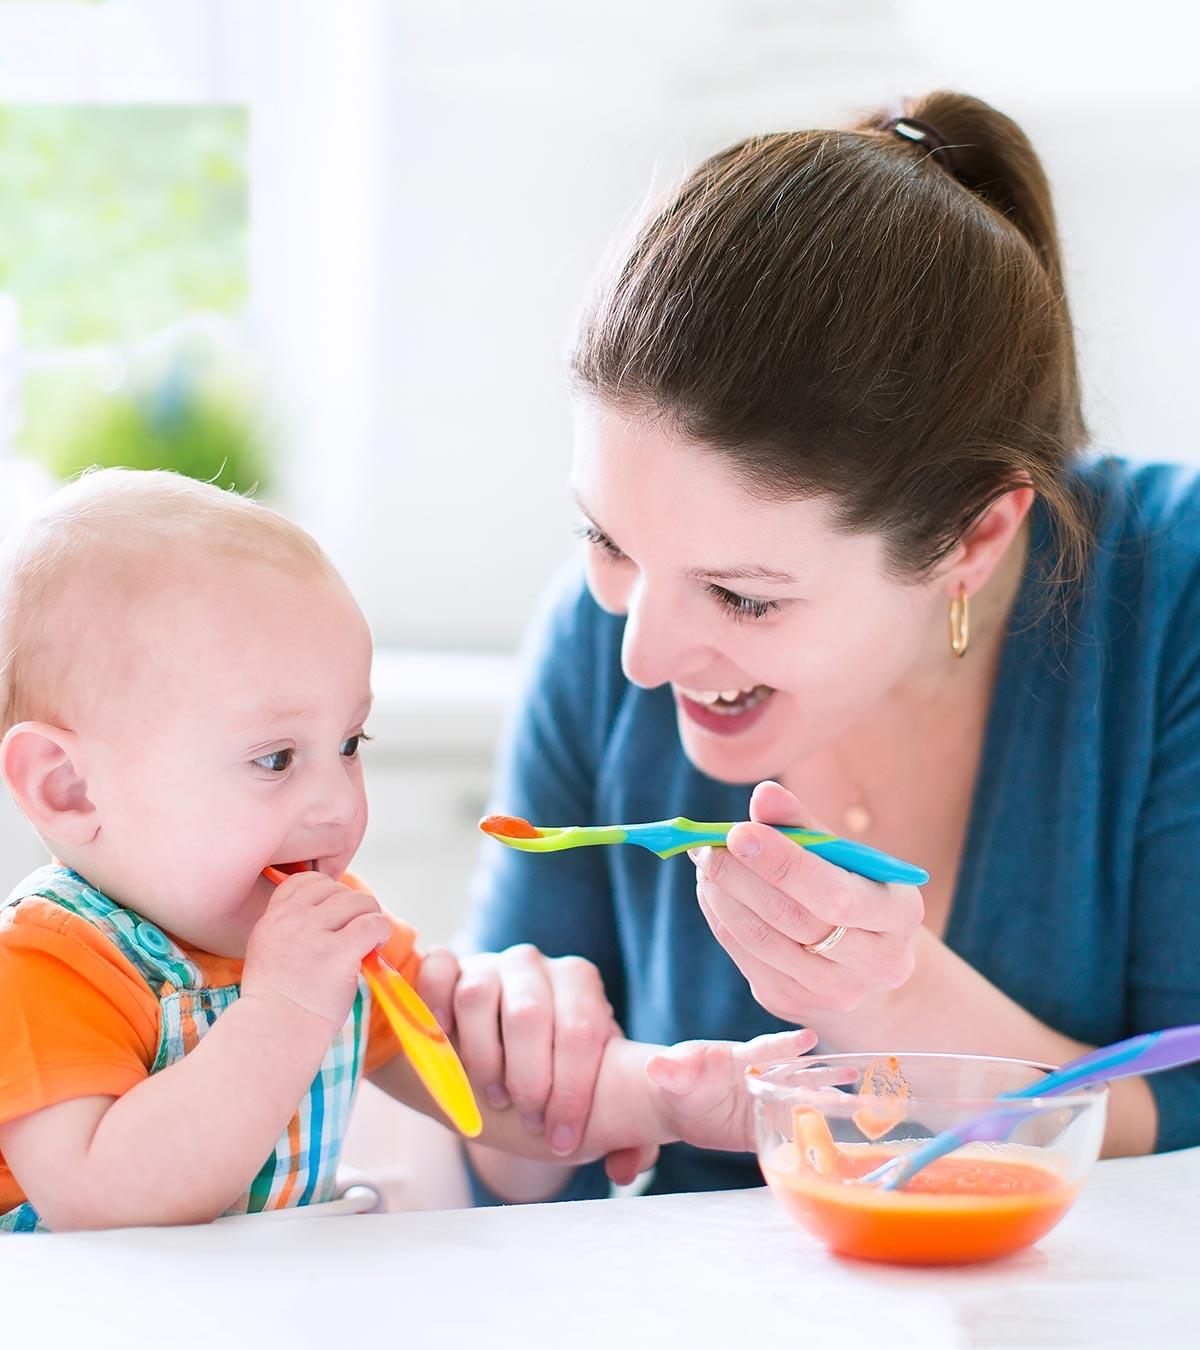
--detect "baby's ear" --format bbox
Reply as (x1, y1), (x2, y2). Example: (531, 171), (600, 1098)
(1, 722), (98, 846)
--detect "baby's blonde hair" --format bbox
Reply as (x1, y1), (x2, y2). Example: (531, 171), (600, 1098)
(0, 468), (333, 734)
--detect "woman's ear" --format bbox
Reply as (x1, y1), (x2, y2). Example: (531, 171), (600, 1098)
(1, 722), (99, 847)
(948, 485), (1035, 597)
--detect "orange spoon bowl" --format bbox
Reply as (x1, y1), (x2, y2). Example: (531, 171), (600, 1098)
(747, 1053), (1106, 1266)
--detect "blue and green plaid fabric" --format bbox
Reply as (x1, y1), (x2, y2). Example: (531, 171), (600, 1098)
(1, 865), (366, 1231)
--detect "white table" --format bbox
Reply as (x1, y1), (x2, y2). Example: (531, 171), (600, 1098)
(4, 1148), (1199, 1349)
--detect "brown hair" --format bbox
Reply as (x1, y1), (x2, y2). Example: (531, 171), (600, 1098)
(570, 90), (1090, 588)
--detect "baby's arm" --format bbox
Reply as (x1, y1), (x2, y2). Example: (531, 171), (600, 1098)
(0, 873), (391, 1230)
(373, 1026), (816, 1170)
(0, 995), (337, 1229)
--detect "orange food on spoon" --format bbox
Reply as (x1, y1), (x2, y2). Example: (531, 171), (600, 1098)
(479, 814), (543, 839)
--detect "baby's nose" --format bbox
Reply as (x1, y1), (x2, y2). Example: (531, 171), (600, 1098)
(303, 761), (364, 831)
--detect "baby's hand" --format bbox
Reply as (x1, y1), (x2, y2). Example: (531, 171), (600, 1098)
(644, 1028), (818, 1153)
(243, 872), (392, 1029)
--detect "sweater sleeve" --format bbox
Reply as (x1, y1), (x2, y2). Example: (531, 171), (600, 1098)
(1129, 559), (1200, 1152)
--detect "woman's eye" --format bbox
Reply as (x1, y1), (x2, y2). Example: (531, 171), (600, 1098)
(575, 523), (625, 561)
(707, 584), (780, 622)
(254, 748), (294, 773)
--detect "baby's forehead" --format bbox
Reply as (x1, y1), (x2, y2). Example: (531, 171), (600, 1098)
(63, 553), (371, 735)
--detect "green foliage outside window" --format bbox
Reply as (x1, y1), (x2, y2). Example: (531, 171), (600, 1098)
(0, 105), (266, 491)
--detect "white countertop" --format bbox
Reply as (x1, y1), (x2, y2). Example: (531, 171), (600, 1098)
(4, 1147), (1199, 1348)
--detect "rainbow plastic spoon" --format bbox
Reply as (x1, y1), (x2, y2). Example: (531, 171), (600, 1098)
(479, 814), (929, 887)
(262, 865), (482, 1138)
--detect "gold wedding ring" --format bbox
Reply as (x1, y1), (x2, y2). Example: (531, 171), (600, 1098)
(801, 923), (848, 957)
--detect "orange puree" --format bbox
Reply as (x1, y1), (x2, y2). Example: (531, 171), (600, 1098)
(764, 1141), (1078, 1265)
(479, 814), (542, 839)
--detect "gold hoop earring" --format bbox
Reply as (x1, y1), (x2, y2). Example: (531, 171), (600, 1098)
(949, 584), (970, 659)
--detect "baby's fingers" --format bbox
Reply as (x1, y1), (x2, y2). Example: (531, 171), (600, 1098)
(732, 1027), (819, 1072)
(338, 911), (394, 961)
(646, 1028), (815, 1101)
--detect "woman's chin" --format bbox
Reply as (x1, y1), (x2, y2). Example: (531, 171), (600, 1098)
(677, 717), (787, 786)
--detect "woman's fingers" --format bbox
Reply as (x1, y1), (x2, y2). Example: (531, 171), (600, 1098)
(698, 868), (916, 995)
(450, 947), (619, 1137)
(722, 822), (907, 935)
(604, 1143), (660, 1187)
(544, 957), (614, 1156)
(696, 888), (867, 1021)
(497, 944), (556, 1129)
(453, 956), (509, 1109)
(694, 847), (831, 947)
(415, 945), (460, 1034)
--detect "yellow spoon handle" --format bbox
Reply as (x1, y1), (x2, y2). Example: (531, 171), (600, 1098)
(362, 951), (482, 1137)
(261, 866), (482, 1137)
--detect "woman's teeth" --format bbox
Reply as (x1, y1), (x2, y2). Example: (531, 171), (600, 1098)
(677, 684), (772, 714)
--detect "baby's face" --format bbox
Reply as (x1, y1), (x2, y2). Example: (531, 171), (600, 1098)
(71, 557), (373, 956)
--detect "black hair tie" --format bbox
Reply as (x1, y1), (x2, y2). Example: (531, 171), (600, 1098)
(887, 117), (969, 186)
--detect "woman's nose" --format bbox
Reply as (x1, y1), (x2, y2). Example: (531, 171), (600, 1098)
(620, 578), (707, 690)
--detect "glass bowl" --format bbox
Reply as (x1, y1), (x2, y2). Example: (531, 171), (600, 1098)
(746, 1052), (1107, 1266)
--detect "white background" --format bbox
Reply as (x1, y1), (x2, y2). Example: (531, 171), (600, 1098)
(0, 0), (1197, 1206)
(1, 0), (1196, 651)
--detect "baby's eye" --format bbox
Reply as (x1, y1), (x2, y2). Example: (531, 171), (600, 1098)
(253, 748), (294, 773)
(341, 731), (372, 759)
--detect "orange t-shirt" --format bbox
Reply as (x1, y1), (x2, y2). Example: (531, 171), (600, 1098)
(0, 888), (415, 1215)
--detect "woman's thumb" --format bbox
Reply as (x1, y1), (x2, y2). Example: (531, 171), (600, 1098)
(748, 779), (833, 834)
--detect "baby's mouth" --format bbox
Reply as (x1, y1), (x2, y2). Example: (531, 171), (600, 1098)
(272, 860), (317, 876)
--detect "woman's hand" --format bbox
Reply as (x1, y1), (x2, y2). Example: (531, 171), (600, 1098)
(691, 781), (924, 1026)
(418, 943), (655, 1175)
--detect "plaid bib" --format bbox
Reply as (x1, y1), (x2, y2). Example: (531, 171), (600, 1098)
(1, 865), (367, 1232)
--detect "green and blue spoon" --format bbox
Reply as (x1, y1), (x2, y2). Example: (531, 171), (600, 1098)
(479, 814), (929, 887)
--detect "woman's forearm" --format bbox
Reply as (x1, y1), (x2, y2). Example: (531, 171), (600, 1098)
(811, 928), (1158, 1157)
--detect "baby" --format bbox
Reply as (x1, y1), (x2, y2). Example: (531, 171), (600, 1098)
(0, 469), (812, 1230)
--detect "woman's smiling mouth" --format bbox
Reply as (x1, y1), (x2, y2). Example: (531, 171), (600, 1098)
(673, 683), (774, 734)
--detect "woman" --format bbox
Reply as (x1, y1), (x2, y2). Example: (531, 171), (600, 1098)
(425, 90), (1200, 1201)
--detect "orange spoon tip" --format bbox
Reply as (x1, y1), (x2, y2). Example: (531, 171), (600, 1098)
(478, 813), (543, 840)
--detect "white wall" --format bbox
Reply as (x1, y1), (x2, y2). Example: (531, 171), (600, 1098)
(269, 0), (1200, 651)
(1, 0), (1196, 1211)
(1, 1), (1196, 651)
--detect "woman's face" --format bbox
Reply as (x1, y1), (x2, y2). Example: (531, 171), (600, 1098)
(571, 402), (953, 784)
